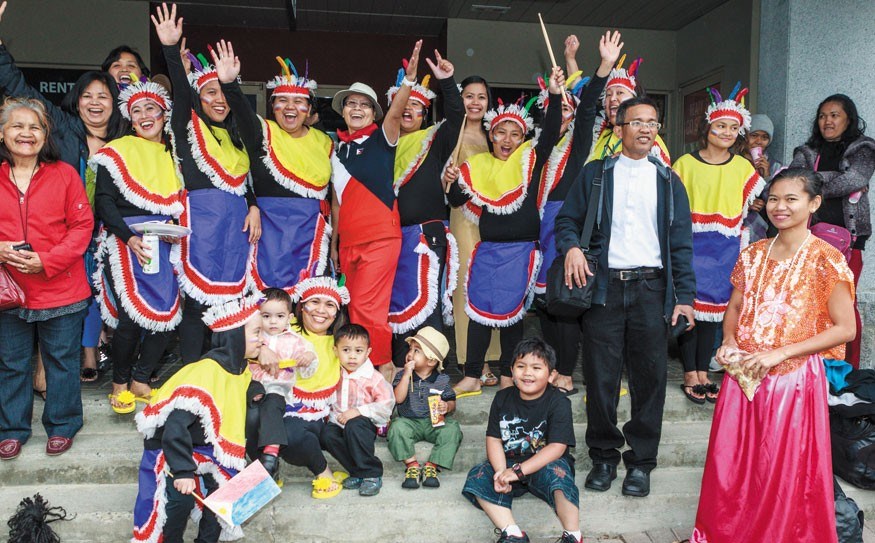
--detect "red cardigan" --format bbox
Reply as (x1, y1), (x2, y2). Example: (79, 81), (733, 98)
(0, 160), (94, 310)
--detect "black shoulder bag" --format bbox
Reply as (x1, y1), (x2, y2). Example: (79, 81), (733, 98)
(545, 163), (604, 318)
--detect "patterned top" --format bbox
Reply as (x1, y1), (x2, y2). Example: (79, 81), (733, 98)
(730, 236), (855, 375)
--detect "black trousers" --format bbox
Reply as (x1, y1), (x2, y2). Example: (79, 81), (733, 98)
(111, 305), (171, 385)
(536, 305), (581, 377)
(278, 416), (328, 476)
(320, 417), (382, 478)
(163, 473), (220, 543)
(580, 274), (668, 472)
(678, 320), (721, 373)
(179, 299), (212, 364)
(464, 320), (524, 379)
(392, 222), (449, 367)
(245, 392), (288, 452)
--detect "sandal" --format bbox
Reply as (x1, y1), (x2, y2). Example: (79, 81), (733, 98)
(33, 388), (47, 401)
(453, 388), (482, 399)
(108, 390), (136, 414)
(131, 389), (156, 404)
(681, 383), (707, 405)
(311, 476), (342, 499)
(80, 367), (99, 383)
(704, 382), (720, 403)
(480, 372), (498, 387)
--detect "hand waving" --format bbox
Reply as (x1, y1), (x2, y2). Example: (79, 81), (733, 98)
(151, 2), (183, 47)
(209, 39), (240, 84)
(404, 40), (423, 82)
(599, 30), (624, 65)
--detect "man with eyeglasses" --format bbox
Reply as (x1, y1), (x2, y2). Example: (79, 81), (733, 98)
(554, 95), (695, 498)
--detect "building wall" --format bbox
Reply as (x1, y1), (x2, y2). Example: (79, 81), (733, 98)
(0, 0), (150, 67)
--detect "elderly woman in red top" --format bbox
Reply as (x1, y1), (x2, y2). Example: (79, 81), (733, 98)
(0, 97), (94, 460)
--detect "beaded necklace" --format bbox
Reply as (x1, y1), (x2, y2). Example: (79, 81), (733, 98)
(751, 231), (811, 324)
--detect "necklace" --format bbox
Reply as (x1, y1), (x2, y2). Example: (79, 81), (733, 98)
(751, 232), (811, 324)
(10, 162), (38, 202)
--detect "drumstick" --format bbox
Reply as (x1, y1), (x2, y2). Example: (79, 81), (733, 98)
(538, 13), (571, 108)
(446, 115), (467, 193)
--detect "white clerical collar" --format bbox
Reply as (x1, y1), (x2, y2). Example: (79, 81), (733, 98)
(617, 153), (651, 168)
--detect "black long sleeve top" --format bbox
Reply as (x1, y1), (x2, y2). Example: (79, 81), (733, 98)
(143, 410), (207, 480)
(397, 76), (464, 225)
(548, 73), (608, 202)
(95, 166), (162, 243)
(448, 90), (563, 242)
(162, 45), (256, 208)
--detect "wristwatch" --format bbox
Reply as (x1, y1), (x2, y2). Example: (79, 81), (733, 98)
(511, 463), (528, 485)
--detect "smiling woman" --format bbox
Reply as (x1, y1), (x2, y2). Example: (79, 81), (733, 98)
(0, 97), (94, 461)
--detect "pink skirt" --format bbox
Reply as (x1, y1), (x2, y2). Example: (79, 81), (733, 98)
(691, 354), (836, 543)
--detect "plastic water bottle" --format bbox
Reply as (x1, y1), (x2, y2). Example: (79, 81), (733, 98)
(142, 233), (159, 275)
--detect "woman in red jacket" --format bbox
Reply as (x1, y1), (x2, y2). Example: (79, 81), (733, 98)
(0, 97), (94, 461)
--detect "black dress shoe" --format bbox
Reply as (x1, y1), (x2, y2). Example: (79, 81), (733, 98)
(622, 467), (650, 497)
(260, 454), (280, 481)
(584, 463), (617, 491)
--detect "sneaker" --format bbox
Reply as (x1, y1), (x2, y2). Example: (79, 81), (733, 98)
(557, 531), (581, 543)
(342, 476), (363, 490)
(495, 528), (530, 543)
(359, 477), (382, 496)
(402, 465), (421, 489)
(709, 356), (725, 373)
(421, 464), (440, 488)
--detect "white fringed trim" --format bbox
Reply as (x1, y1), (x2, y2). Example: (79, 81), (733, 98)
(538, 126), (574, 217)
(104, 234), (182, 332)
(464, 248), (541, 328)
(136, 392), (247, 471)
(185, 118), (248, 196)
(394, 123), (441, 195)
(691, 221), (743, 238)
(461, 201), (481, 226)
(284, 388), (336, 419)
(201, 293), (261, 332)
(131, 457), (169, 543)
(388, 236), (440, 334)
(260, 120), (329, 200)
(309, 216), (332, 277)
(457, 148), (534, 216)
(189, 458), (244, 541)
(92, 231), (121, 328)
(291, 276), (351, 305)
(590, 118), (607, 157)
(649, 143), (671, 168)
(442, 230), (459, 326)
(693, 308), (725, 322)
(283, 408), (329, 422)
(90, 152), (184, 217)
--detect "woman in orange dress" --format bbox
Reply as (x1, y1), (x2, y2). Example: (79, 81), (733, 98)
(690, 167), (856, 543)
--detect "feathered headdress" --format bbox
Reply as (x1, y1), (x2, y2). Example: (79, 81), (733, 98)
(705, 82), (751, 134)
(118, 80), (171, 120)
(386, 66), (437, 108)
(535, 71), (589, 110)
(266, 56), (317, 99)
(604, 54), (642, 99)
(291, 269), (350, 307)
(202, 294), (262, 332)
(186, 52), (219, 92)
(483, 96), (535, 134)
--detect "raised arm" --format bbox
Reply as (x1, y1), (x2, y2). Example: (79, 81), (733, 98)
(533, 66), (565, 160)
(570, 31), (622, 151)
(212, 40), (264, 153)
(425, 50), (464, 161)
(383, 40), (422, 145)
(153, 3), (193, 131)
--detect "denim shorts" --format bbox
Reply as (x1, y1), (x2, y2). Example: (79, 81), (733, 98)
(462, 457), (579, 510)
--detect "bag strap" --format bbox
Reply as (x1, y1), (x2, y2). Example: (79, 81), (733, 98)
(579, 161), (606, 252)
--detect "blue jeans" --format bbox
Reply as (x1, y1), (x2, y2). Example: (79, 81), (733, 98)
(0, 308), (86, 442)
(462, 457), (579, 510)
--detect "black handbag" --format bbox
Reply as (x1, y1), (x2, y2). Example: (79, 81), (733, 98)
(545, 163), (604, 318)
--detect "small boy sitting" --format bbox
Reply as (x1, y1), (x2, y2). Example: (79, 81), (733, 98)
(462, 337), (580, 543)
(387, 326), (463, 489)
(249, 288), (318, 479)
(320, 324), (395, 496)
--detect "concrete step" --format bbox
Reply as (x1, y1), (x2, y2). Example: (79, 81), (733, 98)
(30, 382), (717, 438)
(3, 420), (714, 486)
(3, 470), (874, 543)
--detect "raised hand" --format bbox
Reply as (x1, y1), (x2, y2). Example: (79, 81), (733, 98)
(547, 65), (565, 94)
(0, 2), (7, 24)
(599, 30), (623, 65)
(209, 39), (240, 84)
(405, 40), (423, 82)
(151, 2), (183, 47)
(564, 35), (579, 60)
(179, 36), (191, 74)
(425, 49), (454, 80)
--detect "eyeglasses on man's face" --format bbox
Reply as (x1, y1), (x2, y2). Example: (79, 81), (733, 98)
(619, 120), (661, 130)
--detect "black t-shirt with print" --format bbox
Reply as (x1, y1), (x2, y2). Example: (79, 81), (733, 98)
(486, 385), (575, 465)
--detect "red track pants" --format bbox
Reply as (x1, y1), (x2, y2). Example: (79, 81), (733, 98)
(340, 237), (401, 366)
